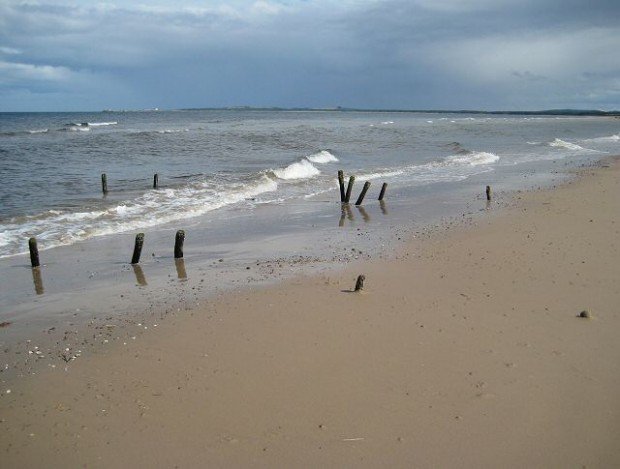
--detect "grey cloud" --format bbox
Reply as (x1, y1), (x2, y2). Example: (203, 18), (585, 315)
(0, 0), (619, 111)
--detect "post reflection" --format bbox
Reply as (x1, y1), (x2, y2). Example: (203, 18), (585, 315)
(31, 267), (44, 295)
(175, 258), (188, 280)
(357, 206), (370, 223)
(379, 200), (388, 215)
(132, 264), (148, 286)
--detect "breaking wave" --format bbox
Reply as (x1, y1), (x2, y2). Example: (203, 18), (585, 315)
(0, 175), (278, 258)
(272, 150), (338, 181)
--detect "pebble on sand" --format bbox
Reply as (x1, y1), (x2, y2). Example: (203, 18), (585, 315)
(578, 310), (591, 319)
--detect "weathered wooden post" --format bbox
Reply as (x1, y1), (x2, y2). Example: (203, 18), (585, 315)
(131, 233), (144, 264)
(153, 173), (159, 189)
(344, 176), (355, 203)
(486, 185), (491, 201)
(378, 183), (388, 201)
(355, 181), (371, 206)
(174, 230), (185, 259)
(101, 173), (108, 194)
(354, 274), (365, 292)
(28, 237), (40, 268)
(338, 170), (345, 202)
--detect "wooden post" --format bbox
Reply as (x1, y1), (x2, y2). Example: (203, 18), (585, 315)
(174, 230), (185, 259)
(378, 182), (388, 201)
(101, 173), (108, 194)
(337, 170), (345, 202)
(354, 274), (365, 292)
(344, 176), (355, 203)
(28, 237), (40, 268)
(153, 173), (159, 189)
(131, 233), (144, 264)
(486, 185), (491, 201)
(355, 181), (371, 206)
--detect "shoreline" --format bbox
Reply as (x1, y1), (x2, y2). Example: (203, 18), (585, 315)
(1, 157), (619, 467)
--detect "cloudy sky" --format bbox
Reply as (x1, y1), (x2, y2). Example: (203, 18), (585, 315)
(1, 0), (619, 111)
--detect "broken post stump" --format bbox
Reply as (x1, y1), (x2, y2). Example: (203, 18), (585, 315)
(378, 182), (388, 201)
(101, 173), (108, 194)
(153, 173), (159, 189)
(344, 176), (355, 203)
(174, 230), (185, 259)
(338, 170), (345, 202)
(28, 237), (40, 268)
(131, 233), (145, 264)
(486, 185), (491, 201)
(355, 181), (371, 206)
(354, 274), (365, 292)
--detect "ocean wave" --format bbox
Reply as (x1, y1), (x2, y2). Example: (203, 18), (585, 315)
(87, 121), (118, 127)
(445, 151), (500, 166)
(272, 159), (320, 180)
(548, 138), (596, 152)
(156, 129), (189, 134)
(272, 150), (338, 180)
(0, 129), (49, 137)
(582, 134), (619, 143)
(0, 175), (278, 258)
(306, 150), (338, 164)
(356, 169), (405, 180)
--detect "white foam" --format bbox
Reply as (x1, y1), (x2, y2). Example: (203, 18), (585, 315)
(0, 175), (278, 258)
(445, 151), (500, 166)
(28, 129), (49, 134)
(583, 134), (619, 142)
(157, 129), (189, 134)
(380, 121), (394, 125)
(548, 138), (586, 151)
(357, 169), (405, 180)
(273, 159), (320, 180)
(88, 121), (118, 127)
(306, 150), (338, 164)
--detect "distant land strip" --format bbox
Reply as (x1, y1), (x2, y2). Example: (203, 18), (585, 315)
(174, 107), (620, 117)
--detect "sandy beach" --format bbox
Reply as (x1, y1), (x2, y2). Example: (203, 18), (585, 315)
(1, 158), (619, 468)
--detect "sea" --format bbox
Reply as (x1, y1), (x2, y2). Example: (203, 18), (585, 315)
(0, 110), (618, 340)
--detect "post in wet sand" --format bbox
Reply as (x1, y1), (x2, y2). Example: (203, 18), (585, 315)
(486, 185), (492, 201)
(344, 176), (355, 203)
(28, 237), (40, 268)
(131, 233), (145, 265)
(355, 181), (371, 206)
(101, 173), (108, 195)
(338, 170), (346, 202)
(174, 230), (185, 259)
(378, 182), (388, 201)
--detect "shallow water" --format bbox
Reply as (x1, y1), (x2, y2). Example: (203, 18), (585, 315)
(0, 110), (617, 334)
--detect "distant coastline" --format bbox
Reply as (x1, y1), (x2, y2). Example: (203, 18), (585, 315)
(176, 107), (620, 117)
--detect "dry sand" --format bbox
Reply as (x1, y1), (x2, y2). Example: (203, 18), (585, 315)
(1, 159), (619, 468)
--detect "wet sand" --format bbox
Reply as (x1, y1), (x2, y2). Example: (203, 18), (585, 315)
(1, 158), (619, 468)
